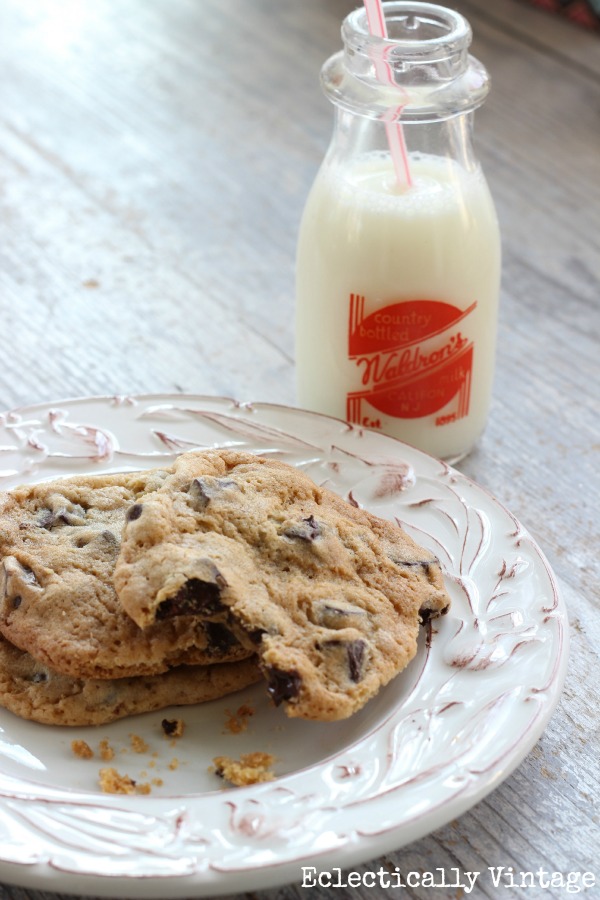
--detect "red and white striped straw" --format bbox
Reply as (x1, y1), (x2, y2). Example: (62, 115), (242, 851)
(364, 0), (388, 38)
(363, 0), (412, 189)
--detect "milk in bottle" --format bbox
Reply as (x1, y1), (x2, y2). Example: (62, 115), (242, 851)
(296, 2), (501, 463)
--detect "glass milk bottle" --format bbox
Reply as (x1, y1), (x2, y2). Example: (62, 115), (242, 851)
(296, 2), (501, 463)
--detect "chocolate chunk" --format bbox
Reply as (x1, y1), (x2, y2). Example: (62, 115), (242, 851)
(419, 603), (449, 624)
(0, 558), (36, 605)
(31, 671), (48, 683)
(38, 505), (86, 528)
(265, 667), (302, 705)
(311, 600), (367, 629)
(37, 509), (55, 529)
(390, 556), (437, 581)
(188, 477), (238, 511)
(188, 478), (211, 510)
(346, 639), (367, 682)
(322, 638), (367, 683)
(125, 503), (143, 522)
(156, 567), (227, 619)
(75, 529), (119, 549)
(247, 627), (267, 646)
(204, 621), (237, 654)
(19, 564), (37, 584)
(38, 508), (70, 528)
(283, 515), (322, 542)
(161, 718), (183, 737)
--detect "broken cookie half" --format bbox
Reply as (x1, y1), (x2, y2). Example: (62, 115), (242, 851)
(114, 450), (450, 722)
(0, 470), (252, 680)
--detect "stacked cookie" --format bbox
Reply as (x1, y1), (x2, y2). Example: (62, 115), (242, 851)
(0, 450), (450, 726)
(0, 466), (260, 725)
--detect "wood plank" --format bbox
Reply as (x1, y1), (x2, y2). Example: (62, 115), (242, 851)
(0, 0), (597, 898)
(459, 0), (600, 77)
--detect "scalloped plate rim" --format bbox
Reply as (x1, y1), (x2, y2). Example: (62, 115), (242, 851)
(0, 394), (569, 898)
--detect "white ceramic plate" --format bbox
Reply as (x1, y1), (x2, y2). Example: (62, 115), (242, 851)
(0, 395), (568, 898)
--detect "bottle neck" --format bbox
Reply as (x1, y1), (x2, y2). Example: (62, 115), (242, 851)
(326, 106), (479, 174)
(321, 1), (490, 123)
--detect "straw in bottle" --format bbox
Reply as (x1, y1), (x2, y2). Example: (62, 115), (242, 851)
(363, 0), (412, 189)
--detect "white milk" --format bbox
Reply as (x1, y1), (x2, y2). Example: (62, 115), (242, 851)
(295, 152), (501, 462)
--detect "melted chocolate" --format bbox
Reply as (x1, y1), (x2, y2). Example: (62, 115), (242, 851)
(419, 607), (433, 625)
(421, 602), (449, 623)
(265, 667), (302, 705)
(156, 577), (225, 618)
(161, 718), (180, 737)
(204, 621), (237, 653)
(247, 627), (267, 646)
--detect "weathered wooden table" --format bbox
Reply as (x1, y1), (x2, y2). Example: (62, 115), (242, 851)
(0, 0), (598, 898)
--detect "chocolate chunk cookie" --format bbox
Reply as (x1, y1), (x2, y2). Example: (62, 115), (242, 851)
(114, 450), (450, 721)
(0, 469), (250, 679)
(0, 634), (260, 726)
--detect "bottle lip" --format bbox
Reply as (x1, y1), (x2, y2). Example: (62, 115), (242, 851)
(342, 2), (472, 58)
(322, 1), (488, 120)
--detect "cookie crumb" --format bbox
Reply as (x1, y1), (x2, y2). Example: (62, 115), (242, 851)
(71, 739), (93, 759)
(168, 758), (179, 771)
(161, 718), (185, 738)
(223, 703), (255, 734)
(99, 739), (114, 761)
(130, 733), (149, 753)
(99, 767), (137, 795)
(212, 752), (276, 787)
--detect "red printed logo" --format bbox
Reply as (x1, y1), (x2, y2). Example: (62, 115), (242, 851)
(347, 294), (476, 426)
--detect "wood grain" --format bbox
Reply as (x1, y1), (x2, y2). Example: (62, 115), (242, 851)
(0, 0), (598, 898)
